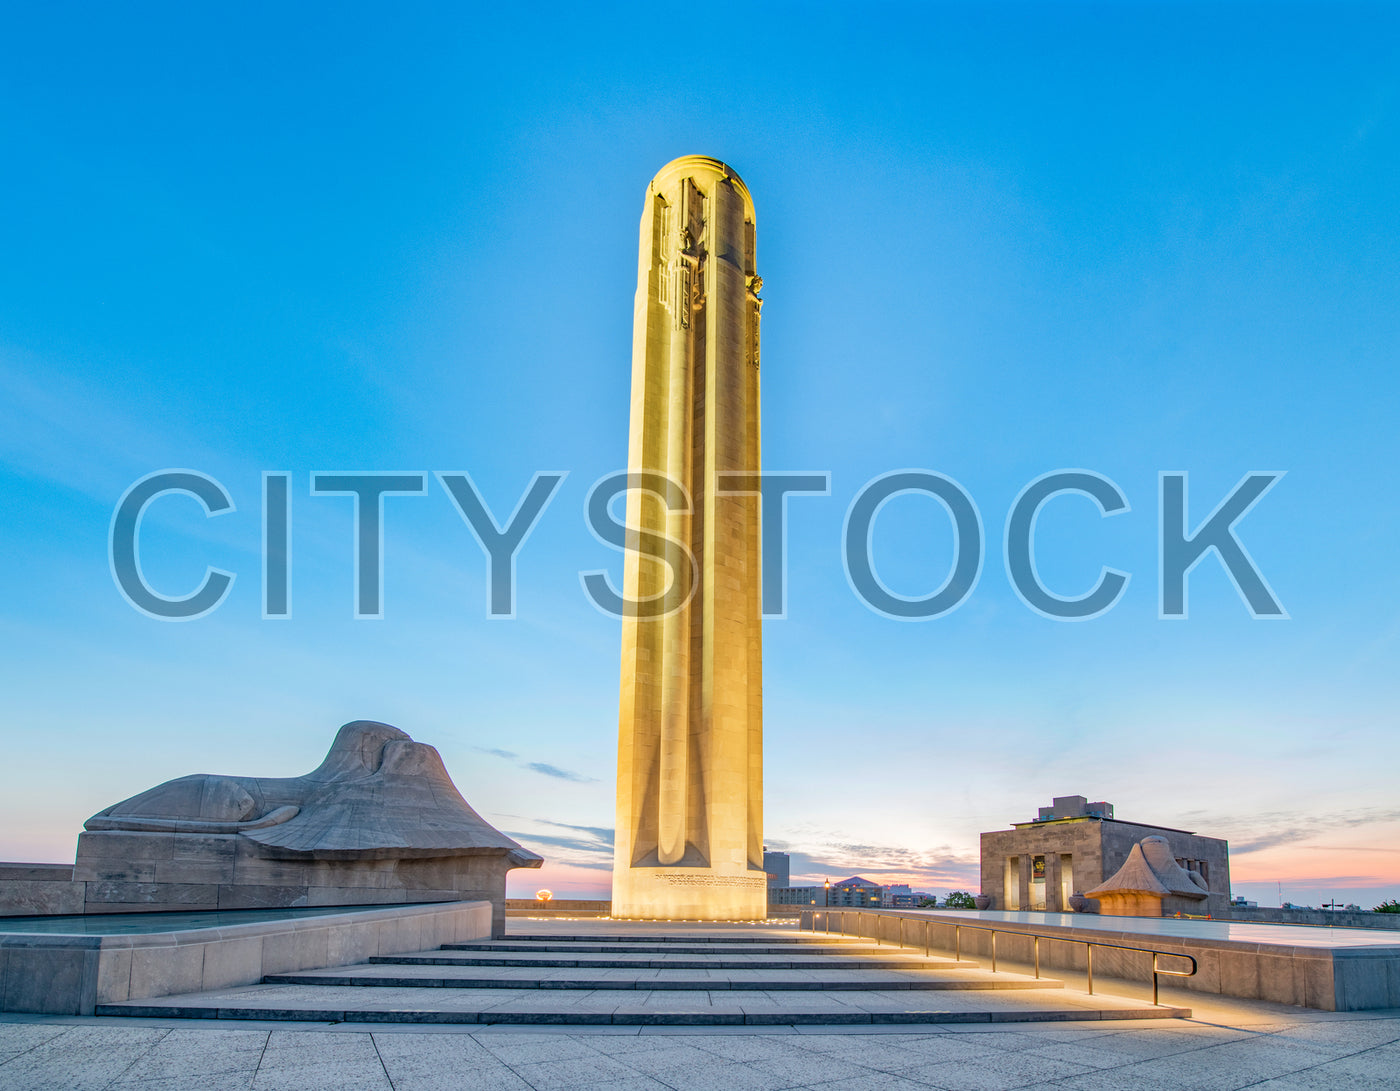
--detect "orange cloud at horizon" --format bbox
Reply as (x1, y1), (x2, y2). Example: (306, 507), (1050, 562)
(1225, 820), (1400, 906)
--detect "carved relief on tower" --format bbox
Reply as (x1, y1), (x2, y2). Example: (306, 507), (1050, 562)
(657, 180), (707, 331)
(685, 226), (707, 322)
(655, 194), (673, 314)
(746, 273), (763, 369)
(675, 226), (699, 330)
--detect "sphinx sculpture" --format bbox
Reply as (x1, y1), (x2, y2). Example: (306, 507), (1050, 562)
(74, 720), (541, 933)
(1085, 835), (1209, 917)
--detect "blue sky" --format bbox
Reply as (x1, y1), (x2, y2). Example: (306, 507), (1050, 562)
(2, 3), (1397, 907)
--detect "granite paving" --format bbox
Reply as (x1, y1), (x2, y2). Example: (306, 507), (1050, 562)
(3, 1009), (1399, 1089)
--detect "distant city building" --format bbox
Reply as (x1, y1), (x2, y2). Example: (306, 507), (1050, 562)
(769, 876), (885, 908)
(882, 884), (934, 908)
(980, 795), (1232, 916)
(769, 886), (823, 906)
(828, 877), (883, 907)
(767, 873), (936, 909)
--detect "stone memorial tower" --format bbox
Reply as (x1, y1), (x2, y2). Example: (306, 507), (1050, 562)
(611, 156), (766, 920)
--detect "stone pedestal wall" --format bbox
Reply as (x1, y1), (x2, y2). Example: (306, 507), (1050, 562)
(0, 900), (491, 1015)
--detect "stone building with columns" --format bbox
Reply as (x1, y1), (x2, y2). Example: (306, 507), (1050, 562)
(979, 796), (1232, 917)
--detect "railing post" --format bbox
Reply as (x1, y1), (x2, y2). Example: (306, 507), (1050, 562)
(851, 920), (1191, 1006)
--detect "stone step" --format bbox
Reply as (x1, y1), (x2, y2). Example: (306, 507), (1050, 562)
(439, 942), (877, 955)
(490, 934), (858, 944)
(262, 964), (1058, 991)
(373, 953), (970, 970)
(91, 920), (1196, 1028)
(98, 984), (1190, 1026)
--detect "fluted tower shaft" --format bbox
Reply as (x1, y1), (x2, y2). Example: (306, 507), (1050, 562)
(612, 156), (765, 920)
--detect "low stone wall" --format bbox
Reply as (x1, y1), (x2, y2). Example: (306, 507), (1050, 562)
(0, 855), (514, 936)
(798, 907), (1400, 1012)
(1227, 907), (1400, 930)
(506, 910), (612, 917)
(506, 899), (610, 910)
(0, 865), (82, 916)
(0, 899), (492, 1016)
(505, 899), (609, 917)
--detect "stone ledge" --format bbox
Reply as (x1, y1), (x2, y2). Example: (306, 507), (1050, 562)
(0, 900), (492, 1016)
(798, 908), (1400, 1011)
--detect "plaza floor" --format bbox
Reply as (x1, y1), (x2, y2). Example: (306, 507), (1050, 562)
(3, 1006), (1398, 1090)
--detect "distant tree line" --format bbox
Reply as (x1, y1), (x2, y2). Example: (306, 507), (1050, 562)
(911, 891), (977, 908)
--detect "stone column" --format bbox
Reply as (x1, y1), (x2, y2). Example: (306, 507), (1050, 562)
(611, 157), (766, 920)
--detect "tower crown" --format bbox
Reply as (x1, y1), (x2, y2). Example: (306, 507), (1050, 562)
(648, 155), (755, 221)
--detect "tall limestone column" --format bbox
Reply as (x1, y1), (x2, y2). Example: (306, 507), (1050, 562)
(612, 156), (765, 920)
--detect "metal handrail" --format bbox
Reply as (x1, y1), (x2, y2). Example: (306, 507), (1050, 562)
(809, 910), (1197, 1006)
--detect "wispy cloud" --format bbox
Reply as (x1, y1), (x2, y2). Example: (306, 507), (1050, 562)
(765, 836), (979, 891)
(525, 762), (595, 783)
(503, 819), (614, 871)
(473, 747), (598, 783)
(1210, 807), (1400, 856)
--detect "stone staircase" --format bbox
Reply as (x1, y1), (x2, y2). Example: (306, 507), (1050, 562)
(97, 922), (1191, 1026)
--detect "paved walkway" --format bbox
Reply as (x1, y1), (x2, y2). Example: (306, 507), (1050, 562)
(2, 1007), (1398, 1089)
